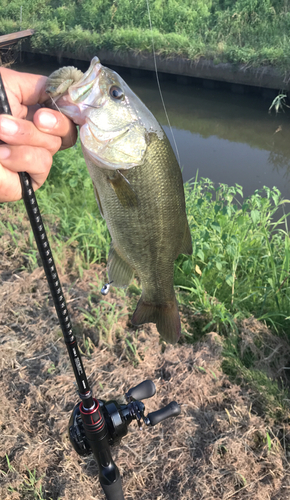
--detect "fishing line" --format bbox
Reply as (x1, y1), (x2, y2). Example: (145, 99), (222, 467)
(145, 0), (181, 167)
(47, 94), (80, 150)
(47, 94), (63, 115)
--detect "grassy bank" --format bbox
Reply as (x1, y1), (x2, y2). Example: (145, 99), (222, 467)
(1, 141), (289, 334)
(178, 178), (290, 334)
(1, 0), (290, 69)
(1, 142), (290, 423)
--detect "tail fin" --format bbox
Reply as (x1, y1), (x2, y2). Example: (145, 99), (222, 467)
(131, 296), (181, 344)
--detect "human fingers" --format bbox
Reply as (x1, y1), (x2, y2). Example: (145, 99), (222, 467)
(0, 68), (47, 118)
(0, 114), (62, 155)
(33, 108), (78, 150)
(0, 145), (52, 202)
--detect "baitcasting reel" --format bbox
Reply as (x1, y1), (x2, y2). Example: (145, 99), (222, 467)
(68, 380), (180, 499)
(69, 379), (180, 454)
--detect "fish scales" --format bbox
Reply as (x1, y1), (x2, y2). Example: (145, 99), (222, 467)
(85, 132), (187, 300)
(46, 57), (192, 343)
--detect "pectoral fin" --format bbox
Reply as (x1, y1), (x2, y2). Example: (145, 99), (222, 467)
(108, 170), (138, 208)
(92, 181), (104, 218)
(108, 244), (134, 287)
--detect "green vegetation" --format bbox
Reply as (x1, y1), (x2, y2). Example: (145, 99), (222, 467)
(1, 0), (290, 68)
(1, 143), (290, 417)
(34, 141), (110, 272)
(1, 142), (289, 336)
(81, 295), (127, 345)
(176, 177), (290, 334)
(0, 455), (49, 500)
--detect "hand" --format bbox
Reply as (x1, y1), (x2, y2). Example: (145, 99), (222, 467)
(0, 67), (77, 202)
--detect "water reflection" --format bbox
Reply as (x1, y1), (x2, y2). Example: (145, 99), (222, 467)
(13, 59), (290, 200)
(125, 75), (290, 200)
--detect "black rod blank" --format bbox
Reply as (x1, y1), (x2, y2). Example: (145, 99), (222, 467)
(0, 73), (93, 405)
(0, 72), (126, 500)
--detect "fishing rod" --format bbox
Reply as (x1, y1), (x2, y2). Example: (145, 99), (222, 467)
(0, 73), (181, 500)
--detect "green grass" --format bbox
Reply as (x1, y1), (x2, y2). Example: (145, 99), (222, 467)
(1, 143), (290, 418)
(33, 141), (110, 273)
(81, 293), (127, 345)
(2, 0), (290, 69)
(0, 141), (109, 274)
(176, 176), (290, 334)
(0, 455), (49, 500)
(1, 142), (289, 336)
(222, 352), (288, 419)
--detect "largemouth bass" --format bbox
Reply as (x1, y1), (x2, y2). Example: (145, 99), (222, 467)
(46, 57), (192, 343)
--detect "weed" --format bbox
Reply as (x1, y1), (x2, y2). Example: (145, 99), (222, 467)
(81, 295), (126, 345)
(125, 333), (140, 366)
(1, 456), (47, 500)
(269, 93), (290, 114)
(1, 454), (14, 474)
(176, 178), (290, 335)
(19, 468), (45, 499)
(80, 334), (95, 357)
(222, 353), (288, 419)
(0, 140), (110, 274)
(266, 431), (272, 451)
(47, 362), (56, 374)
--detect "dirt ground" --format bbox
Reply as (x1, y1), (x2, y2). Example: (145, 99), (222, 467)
(1, 232), (290, 499)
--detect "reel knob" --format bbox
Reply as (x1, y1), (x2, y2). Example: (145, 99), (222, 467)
(147, 401), (181, 426)
(126, 380), (156, 401)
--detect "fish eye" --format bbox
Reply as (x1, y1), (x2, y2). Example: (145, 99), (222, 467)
(109, 85), (124, 100)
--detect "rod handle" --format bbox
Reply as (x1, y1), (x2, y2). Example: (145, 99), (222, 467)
(126, 380), (156, 401)
(147, 401), (181, 426)
(101, 475), (125, 500)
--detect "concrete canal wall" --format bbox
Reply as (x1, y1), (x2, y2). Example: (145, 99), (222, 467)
(22, 46), (290, 92)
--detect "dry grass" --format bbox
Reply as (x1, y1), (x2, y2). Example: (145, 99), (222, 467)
(1, 247), (290, 500)
(239, 317), (290, 382)
(1, 205), (290, 499)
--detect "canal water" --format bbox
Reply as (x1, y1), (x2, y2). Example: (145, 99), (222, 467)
(13, 57), (290, 202)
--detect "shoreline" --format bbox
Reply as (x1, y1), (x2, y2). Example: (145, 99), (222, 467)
(23, 46), (290, 91)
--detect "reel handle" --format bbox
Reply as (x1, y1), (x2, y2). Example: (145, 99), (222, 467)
(147, 401), (181, 426)
(126, 379), (156, 401)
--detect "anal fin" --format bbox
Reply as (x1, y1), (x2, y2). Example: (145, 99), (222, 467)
(108, 244), (134, 287)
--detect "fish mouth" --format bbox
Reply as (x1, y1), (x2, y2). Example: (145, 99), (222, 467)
(68, 56), (102, 104)
(53, 57), (103, 125)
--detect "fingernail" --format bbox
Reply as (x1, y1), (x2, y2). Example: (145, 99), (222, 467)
(0, 146), (11, 159)
(38, 111), (57, 129)
(0, 117), (18, 135)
